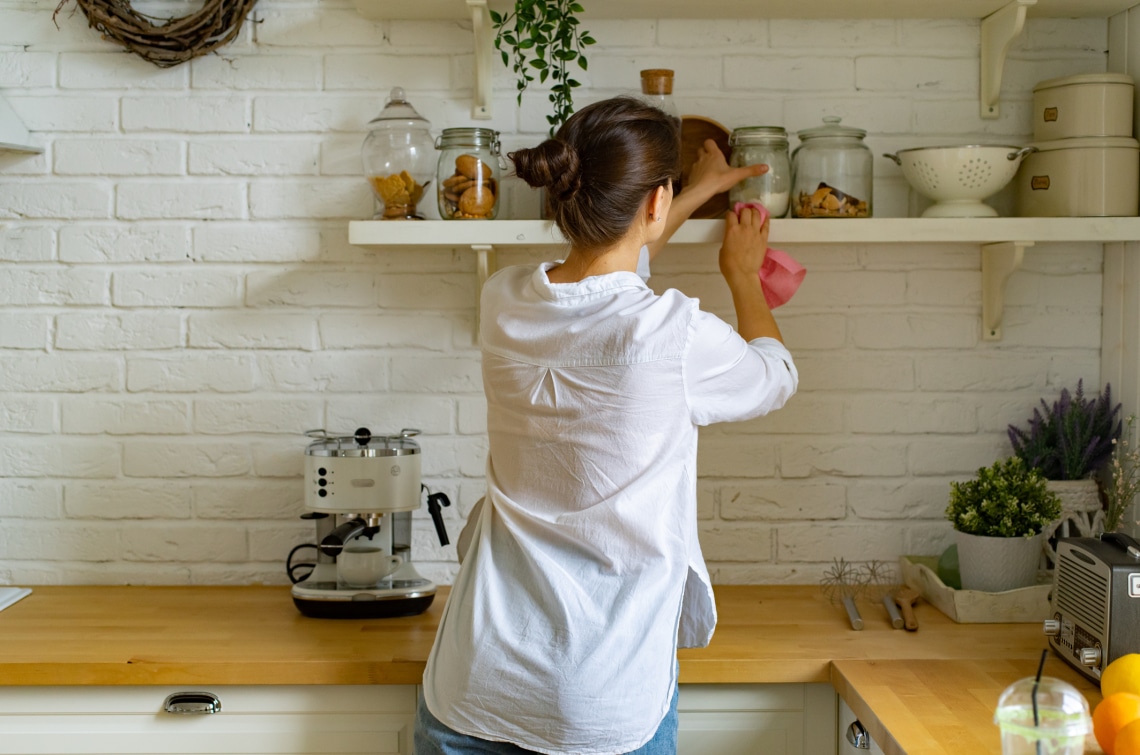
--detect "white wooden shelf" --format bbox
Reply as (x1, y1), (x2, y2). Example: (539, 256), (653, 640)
(349, 217), (1140, 248)
(350, 217), (1140, 342)
(354, 0), (1137, 21)
(354, 0), (1138, 121)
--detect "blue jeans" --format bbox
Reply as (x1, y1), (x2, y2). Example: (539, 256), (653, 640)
(414, 683), (679, 755)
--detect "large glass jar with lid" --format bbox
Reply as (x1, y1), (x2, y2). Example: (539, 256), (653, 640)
(728, 126), (791, 218)
(791, 116), (873, 218)
(436, 127), (504, 220)
(361, 87), (435, 220)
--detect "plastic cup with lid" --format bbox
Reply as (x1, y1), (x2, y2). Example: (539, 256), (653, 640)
(993, 676), (1093, 755)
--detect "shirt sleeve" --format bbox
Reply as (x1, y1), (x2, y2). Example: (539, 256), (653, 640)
(683, 309), (798, 426)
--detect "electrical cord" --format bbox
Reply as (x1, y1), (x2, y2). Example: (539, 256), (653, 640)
(286, 543), (318, 584)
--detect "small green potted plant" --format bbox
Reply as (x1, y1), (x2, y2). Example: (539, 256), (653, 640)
(490, 0), (596, 136)
(946, 457), (1061, 592)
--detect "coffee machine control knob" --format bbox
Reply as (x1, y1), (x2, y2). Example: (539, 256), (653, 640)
(354, 427), (372, 446)
(1080, 646), (1102, 667)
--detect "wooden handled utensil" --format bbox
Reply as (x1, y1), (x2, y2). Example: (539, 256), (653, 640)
(893, 586), (920, 631)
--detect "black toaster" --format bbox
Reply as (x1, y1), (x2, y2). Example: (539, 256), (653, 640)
(1045, 533), (1140, 684)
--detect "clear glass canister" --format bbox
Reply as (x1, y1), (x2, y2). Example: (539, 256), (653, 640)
(361, 87), (435, 220)
(791, 116), (873, 218)
(729, 126), (791, 218)
(436, 128), (504, 220)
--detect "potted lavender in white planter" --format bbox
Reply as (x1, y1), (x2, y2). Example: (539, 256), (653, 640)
(1008, 381), (1122, 553)
(946, 457), (1062, 592)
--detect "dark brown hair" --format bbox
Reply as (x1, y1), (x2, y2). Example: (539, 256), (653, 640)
(509, 96), (681, 251)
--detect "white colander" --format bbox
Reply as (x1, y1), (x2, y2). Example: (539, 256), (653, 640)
(884, 145), (1036, 217)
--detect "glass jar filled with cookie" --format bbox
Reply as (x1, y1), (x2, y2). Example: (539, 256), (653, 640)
(436, 128), (504, 220)
(791, 116), (873, 218)
(361, 87), (435, 220)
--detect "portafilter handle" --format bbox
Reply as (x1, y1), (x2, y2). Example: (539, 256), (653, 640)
(425, 488), (451, 546)
(319, 517), (378, 558)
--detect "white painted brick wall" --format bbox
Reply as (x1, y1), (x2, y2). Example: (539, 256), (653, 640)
(0, 0), (1112, 586)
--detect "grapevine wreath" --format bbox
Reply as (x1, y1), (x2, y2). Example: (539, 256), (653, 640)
(53, 0), (257, 68)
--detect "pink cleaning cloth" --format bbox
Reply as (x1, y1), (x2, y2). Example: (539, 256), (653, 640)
(732, 202), (805, 309)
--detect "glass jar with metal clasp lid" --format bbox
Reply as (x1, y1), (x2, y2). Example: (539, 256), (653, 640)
(791, 116), (873, 218)
(436, 127), (506, 220)
(728, 126), (791, 218)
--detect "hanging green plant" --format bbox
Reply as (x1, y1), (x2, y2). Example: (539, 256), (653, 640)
(489, 0), (596, 135)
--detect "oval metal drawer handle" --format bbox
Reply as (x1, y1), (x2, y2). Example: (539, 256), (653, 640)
(163, 691), (222, 715)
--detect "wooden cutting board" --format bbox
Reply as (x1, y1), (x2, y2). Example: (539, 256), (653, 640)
(680, 115), (732, 219)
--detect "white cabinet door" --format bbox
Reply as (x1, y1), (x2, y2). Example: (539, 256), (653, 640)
(0, 686), (416, 754)
(678, 683), (838, 755)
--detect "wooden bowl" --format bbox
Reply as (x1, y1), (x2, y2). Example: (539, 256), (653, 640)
(680, 115), (732, 219)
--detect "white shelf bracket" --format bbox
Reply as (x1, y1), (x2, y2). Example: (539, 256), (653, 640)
(982, 241), (1031, 341)
(467, 0), (493, 120)
(980, 0), (1035, 120)
(473, 244), (496, 337)
(0, 93), (42, 153)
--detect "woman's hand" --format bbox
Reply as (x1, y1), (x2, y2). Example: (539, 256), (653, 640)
(720, 206), (783, 343)
(646, 140), (770, 261)
(719, 206), (769, 281)
(686, 139), (768, 201)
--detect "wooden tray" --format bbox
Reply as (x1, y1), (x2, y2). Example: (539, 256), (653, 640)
(680, 115), (731, 219)
(899, 555), (1052, 624)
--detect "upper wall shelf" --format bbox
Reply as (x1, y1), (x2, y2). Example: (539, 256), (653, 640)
(353, 0), (1138, 20)
(353, 0), (1139, 120)
(350, 217), (1140, 342)
(349, 217), (1140, 248)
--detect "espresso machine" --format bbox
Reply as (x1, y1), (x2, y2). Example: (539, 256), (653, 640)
(287, 427), (450, 619)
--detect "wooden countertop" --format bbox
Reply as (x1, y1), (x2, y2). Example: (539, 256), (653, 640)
(0, 585), (1106, 754)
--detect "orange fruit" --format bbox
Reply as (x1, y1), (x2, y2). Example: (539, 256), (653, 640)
(1093, 693), (1140, 755)
(1117, 719), (1140, 755)
(1104, 655), (1140, 699)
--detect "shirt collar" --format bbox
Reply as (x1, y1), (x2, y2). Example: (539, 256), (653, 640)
(530, 260), (650, 302)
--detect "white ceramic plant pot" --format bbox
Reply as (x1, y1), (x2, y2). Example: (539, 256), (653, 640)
(955, 530), (1044, 592)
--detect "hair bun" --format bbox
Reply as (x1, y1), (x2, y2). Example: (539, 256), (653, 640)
(510, 139), (582, 201)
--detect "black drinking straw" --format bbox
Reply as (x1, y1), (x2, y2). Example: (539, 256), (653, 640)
(1032, 648), (1048, 755)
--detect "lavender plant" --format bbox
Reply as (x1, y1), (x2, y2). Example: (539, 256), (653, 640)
(1007, 380), (1122, 481)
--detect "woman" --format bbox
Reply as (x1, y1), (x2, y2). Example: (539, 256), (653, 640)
(417, 97), (798, 755)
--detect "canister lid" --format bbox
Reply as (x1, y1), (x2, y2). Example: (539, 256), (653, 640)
(366, 87), (431, 130)
(437, 127), (501, 152)
(1034, 72), (1134, 92)
(304, 428), (421, 458)
(1029, 135), (1140, 152)
(796, 116), (866, 141)
(730, 126), (788, 146)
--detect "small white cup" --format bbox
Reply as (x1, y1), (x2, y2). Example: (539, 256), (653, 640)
(337, 542), (402, 588)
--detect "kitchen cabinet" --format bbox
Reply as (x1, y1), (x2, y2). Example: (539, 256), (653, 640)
(0, 586), (1106, 754)
(0, 686), (418, 754)
(679, 683), (837, 755)
(0, 683), (837, 755)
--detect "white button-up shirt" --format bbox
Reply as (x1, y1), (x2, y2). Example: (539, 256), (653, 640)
(423, 252), (797, 755)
